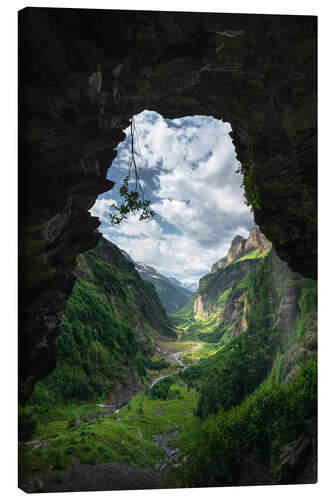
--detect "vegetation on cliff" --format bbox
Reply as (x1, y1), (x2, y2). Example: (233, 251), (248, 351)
(169, 247), (317, 487)
(171, 228), (272, 342)
(26, 237), (175, 411)
(175, 360), (317, 487)
(178, 251), (317, 417)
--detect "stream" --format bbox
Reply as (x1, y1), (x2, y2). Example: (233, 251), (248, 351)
(96, 341), (201, 413)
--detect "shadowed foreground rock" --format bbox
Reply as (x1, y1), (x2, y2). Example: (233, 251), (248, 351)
(20, 459), (164, 493)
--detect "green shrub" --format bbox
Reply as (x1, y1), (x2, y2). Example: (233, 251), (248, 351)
(147, 377), (176, 400)
(176, 361), (317, 488)
(18, 409), (37, 441)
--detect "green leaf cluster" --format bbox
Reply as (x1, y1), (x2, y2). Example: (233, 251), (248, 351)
(109, 176), (155, 225)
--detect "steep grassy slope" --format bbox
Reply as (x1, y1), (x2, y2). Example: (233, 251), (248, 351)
(166, 228), (317, 486)
(27, 238), (175, 409)
(180, 251), (317, 416)
(176, 360), (317, 487)
(77, 238), (175, 344)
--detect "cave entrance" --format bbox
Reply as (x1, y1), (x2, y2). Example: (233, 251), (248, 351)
(91, 110), (254, 289)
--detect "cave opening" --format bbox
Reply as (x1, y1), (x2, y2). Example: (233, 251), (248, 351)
(90, 110), (254, 288)
(17, 9), (317, 407)
(17, 10), (317, 489)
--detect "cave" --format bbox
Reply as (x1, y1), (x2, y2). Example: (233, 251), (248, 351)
(18, 8), (317, 404)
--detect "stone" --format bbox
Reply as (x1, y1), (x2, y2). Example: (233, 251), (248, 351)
(18, 8), (317, 402)
(280, 435), (311, 470)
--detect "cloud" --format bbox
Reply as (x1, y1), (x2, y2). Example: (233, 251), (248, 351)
(90, 197), (117, 223)
(104, 213), (163, 239)
(91, 111), (254, 282)
(104, 220), (231, 282)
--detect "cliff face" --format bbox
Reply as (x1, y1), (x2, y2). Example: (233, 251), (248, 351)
(189, 228), (272, 340)
(18, 8), (317, 402)
(193, 260), (258, 339)
(211, 227), (271, 273)
(177, 249), (317, 486)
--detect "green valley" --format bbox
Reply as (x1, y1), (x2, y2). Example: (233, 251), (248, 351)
(19, 229), (317, 492)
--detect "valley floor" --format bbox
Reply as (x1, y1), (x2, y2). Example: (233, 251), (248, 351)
(18, 336), (207, 493)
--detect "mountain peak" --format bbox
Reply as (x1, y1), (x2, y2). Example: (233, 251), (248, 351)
(230, 235), (246, 247)
(245, 227), (270, 252)
(211, 227), (271, 274)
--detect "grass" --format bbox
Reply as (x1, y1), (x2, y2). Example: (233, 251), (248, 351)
(179, 313), (221, 341)
(234, 247), (271, 263)
(170, 300), (194, 327)
(157, 340), (197, 354)
(19, 334), (220, 485)
(217, 287), (232, 304)
(179, 342), (222, 364)
(19, 383), (197, 482)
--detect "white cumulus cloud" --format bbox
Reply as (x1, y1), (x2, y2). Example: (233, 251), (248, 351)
(91, 111), (254, 282)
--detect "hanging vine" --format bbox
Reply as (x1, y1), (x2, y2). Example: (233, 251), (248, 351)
(109, 116), (155, 225)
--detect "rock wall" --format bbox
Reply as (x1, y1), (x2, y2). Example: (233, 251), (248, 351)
(18, 8), (317, 402)
(194, 257), (260, 339)
(211, 227), (271, 273)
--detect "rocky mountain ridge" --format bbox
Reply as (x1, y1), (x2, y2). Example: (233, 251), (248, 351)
(173, 228), (272, 341)
(119, 249), (194, 313)
(211, 227), (271, 274)
(174, 226), (317, 385)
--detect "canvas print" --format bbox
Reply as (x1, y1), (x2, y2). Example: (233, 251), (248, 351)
(18, 7), (317, 493)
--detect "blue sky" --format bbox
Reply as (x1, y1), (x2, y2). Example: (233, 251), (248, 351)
(90, 110), (254, 285)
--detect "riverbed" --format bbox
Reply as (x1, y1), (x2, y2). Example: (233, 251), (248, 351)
(97, 341), (201, 413)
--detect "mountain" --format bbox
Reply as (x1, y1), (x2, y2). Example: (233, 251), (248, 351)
(172, 227), (272, 342)
(30, 237), (175, 407)
(168, 277), (198, 293)
(22, 231), (317, 490)
(120, 250), (194, 314)
(210, 227), (271, 273)
(183, 282), (198, 293)
(172, 229), (317, 485)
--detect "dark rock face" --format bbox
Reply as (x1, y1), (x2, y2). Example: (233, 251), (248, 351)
(20, 459), (163, 493)
(18, 8), (317, 402)
(211, 227), (271, 273)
